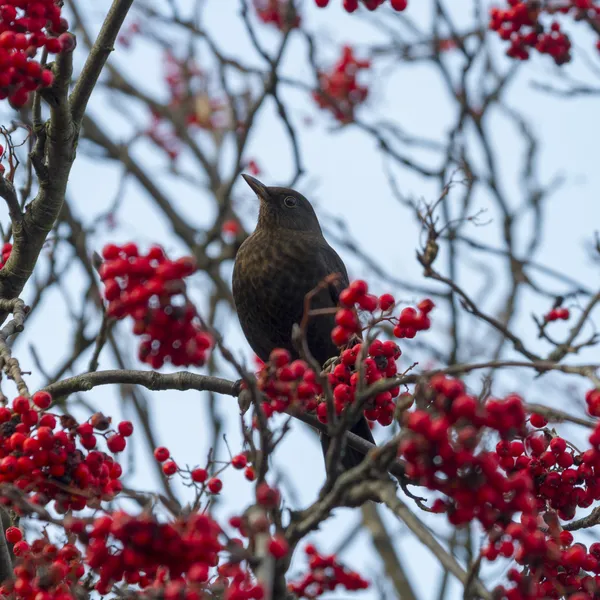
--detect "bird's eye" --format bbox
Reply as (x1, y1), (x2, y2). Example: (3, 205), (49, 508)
(283, 196), (297, 208)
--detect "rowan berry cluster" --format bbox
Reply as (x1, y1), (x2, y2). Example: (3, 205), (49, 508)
(586, 389), (600, 416)
(488, 0), (589, 64)
(393, 298), (434, 338)
(288, 544), (369, 598)
(331, 279), (433, 343)
(254, 0), (300, 29)
(545, 306), (570, 321)
(314, 0), (407, 12)
(0, 0), (72, 107)
(0, 532), (86, 600)
(256, 336), (401, 427)
(0, 241), (12, 268)
(323, 339), (401, 426)
(399, 374), (600, 598)
(401, 376), (531, 526)
(255, 281), (431, 427)
(313, 46), (370, 123)
(100, 243), (213, 369)
(257, 348), (322, 417)
(0, 392), (126, 513)
(85, 511), (224, 593)
(165, 53), (227, 131)
(146, 54), (228, 161)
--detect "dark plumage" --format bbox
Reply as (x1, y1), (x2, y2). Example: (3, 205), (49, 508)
(232, 174), (375, 471)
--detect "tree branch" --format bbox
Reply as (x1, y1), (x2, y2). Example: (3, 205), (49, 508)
(69, 0), (135, 127)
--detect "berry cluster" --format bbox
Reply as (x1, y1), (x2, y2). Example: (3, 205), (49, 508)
(257, 349), (322, 416)
(254, 0), (300, 29)
(289, 544), (369, 598)
(85, 511), (223, 593)
(544, 306), (570, 322)
(0, 533), (86, 600)
(0, 0), (72, 107)
(487, 0), (596, 64)
(0, 392), (125, 513)
(324, 339), (401, 426)
(393, 298), (434, 338)
(0, 241), (11, 268)
(401, 377), (531, 526)
(399, 375), (600, 598)
(99, 243), (213, 369)
(145, 53), (228, 162)
(332, 279), (433, 344)
(314, 0), (407, 12)
(254, 281), (433, 428)
(313, 46), (370, 123)
(586, 388), (600, 416)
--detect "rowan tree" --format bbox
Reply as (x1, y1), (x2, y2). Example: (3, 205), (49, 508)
(0, 1), (597, 599)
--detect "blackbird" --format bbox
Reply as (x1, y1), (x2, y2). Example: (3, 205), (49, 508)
(232, 174), (375, 471)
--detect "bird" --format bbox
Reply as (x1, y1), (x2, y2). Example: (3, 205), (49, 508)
(232, 174), (375, 472)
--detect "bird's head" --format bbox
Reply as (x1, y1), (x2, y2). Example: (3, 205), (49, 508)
(242, 174), (322, 234)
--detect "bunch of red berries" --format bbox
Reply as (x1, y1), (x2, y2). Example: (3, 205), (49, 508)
(586, 388), (600, 416)
(256, 337), (401, 427)
(314, 0), (407, 12)
(84, 511), (223, 593)
(145, 53), (228, 161)
(0, 0), (73, 107)
(322, 339), (401, 426)
(256, 348), (323, 417)
(489, 0), (580, 64)
(0, 533), (86, 600)
(393, 298), (434, 338)
(401, 377), (532, 527)
(544, 306), (570, 321)
(164, 53), (227, 130)
(313, 46), (370, 123)
(254, 0), (300, 29)
(0, 242), (12, 268)
(288, 544), (369, 598)
(331, 279), (434, 343)
(99, 243), (213, 369)
(0, 392), (125, 513)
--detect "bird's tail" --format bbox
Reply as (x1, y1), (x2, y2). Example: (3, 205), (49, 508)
(320, 416), (376, 473)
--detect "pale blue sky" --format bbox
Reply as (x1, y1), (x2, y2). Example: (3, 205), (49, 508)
(1, 1), (600, 598)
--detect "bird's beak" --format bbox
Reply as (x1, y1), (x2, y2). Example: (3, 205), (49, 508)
(242, 174), (270, 202)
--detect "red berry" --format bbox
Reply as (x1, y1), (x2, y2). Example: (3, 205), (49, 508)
(231, 454), (247, 469)
(5, 527), (22, 544)
(268, 535), (289, 559)
(12, 396), (29, 414)
(391, 0), (408, 10)
(154, 446), (170, 462)
(378, 293), (395, 311)
(529, 413), (548, 428)
(107, 434), (126, 453)
(191, 468), (208, 483)
(208, 477), (222, 494)
(162, 461), (177, 476)
(118, 421), (134, 437)
(32, 391), (52, 409)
